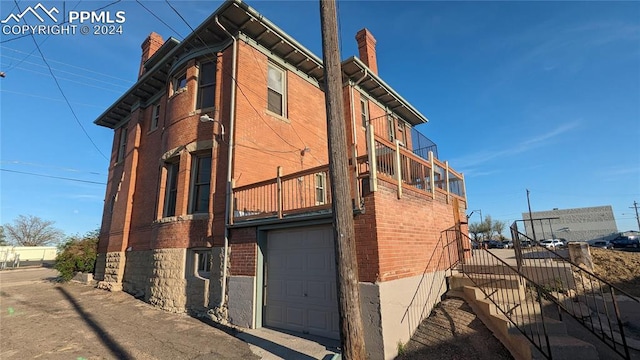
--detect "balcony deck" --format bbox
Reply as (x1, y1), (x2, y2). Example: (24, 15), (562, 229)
(230, 124), (465, 224)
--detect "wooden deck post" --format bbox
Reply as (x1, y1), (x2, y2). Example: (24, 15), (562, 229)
(366, 123), (377, 192)
(276, 166), (283, 219)
(429, 151), (435, 199)
(395, 140), (402, 199)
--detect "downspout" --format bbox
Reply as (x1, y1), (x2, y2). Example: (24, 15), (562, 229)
(350, 70), (367, 209)
(215, 15), (237, 309)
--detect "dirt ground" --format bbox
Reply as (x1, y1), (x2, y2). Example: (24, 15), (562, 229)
(590, 248), (640, 297)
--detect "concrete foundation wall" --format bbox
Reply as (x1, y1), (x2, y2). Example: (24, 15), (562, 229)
(122, 250), (153, 298)
(359, 283), (384, 360)
(228, 275), (255, 328)
(379, 271), (448, 360)
(148, 248), (187, 313)
(94, 253), (106, 281)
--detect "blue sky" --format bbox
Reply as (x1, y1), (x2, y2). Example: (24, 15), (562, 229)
(1, 0), (639, 238)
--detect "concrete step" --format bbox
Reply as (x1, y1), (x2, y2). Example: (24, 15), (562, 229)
(453, 274), (525, 303)
(531, 336), (599, 360)
(462, 285), (599, 360)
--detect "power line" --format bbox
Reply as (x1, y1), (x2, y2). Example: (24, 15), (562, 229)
(1, 168), (107, 185)
(135, 0), (184, 39)
(9, 65), (126, 94)
(1, 160), (105, 176)
(0, 89), (105, 108)
(1, 45), (134, 83)
(164, 1), (305, 153)
(2, 54), (130, 89)
(13, 0), (109, 161)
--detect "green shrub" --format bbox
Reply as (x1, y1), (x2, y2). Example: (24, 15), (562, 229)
(54, 230), (98, 281)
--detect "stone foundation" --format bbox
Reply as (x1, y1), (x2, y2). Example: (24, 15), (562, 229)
(147, 248), (188, 313)
(97, 251), (125, 291)
(123, 250), (153, 298)
(94, 253), (106, 281)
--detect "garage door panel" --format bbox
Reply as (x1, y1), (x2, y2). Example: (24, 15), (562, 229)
(307, 309), (329, 331)
(265, 226), (339, 340)
(286, 306), (305, 327)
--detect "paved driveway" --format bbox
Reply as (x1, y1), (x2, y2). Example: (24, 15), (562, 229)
(0, 268), (258, 360)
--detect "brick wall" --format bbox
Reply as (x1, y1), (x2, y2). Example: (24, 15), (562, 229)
(365, 178), (465, 282)
(232, 41), (329, 186)
(229, 227), (257, 276)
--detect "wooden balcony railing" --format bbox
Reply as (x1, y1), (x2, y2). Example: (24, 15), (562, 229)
(230, 125), (465, 223)
(232, 164), (334, 223)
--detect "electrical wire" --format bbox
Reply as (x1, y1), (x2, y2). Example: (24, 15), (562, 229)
(164, 1), (306, 153)
(10, 65), (126, 94)
(136, 0), (184, 39)
(0, 89), (105, 108)
(1, 45), (134, 83)
(0, 160), (105, 176)
(2, 54), (130, 89)
(1, 169), (107, 185)
(13, 0), (109, 161)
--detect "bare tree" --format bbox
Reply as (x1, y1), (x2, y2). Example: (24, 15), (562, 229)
(468, 222), (483, 241)
(4, 215), (64, 246)
(481, 215), (495, 240)
(0, 226), (7, 246)
(493, 220), (507, 240)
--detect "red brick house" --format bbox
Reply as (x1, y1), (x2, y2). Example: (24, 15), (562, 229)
(93, 1), (468, 358)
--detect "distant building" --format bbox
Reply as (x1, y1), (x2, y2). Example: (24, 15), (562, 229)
(520, 205), (618, 243)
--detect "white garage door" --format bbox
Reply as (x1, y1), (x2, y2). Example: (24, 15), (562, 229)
(265, 226), (340, 339)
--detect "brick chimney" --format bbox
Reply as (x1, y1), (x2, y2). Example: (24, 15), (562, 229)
(139, 32), (164, 78)
(355, 28), (378, 75)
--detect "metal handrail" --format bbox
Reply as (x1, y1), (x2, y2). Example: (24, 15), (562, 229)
(400, 232), (460, 332)
(510, 223), (638, 359)
(445, 228), (554, 359)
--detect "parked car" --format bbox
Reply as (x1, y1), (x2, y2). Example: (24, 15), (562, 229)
(590, 240), (613, 249)
(501, 241), (514, 249)
(539, 239), (565, 249)
(610, 236), (640, 249)
(482, 240), (502, 249)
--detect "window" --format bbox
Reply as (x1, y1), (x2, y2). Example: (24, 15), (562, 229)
(189, 154), (211, 214)
(151, 103), (160, 131)
(197, 61), (216, 109)
(360, 98), (369, 127)
(397, 121), (407, 146)
(173, 72), (187, 94)
(267, 63), (285, 116)
(163, 162), (179, 217)
(315, 173), (327, 205)
(117, 127), (127, 162)
(387, 115), (396, 142)
(195, 250), (211, 278)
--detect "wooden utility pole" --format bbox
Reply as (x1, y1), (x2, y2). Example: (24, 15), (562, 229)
(319, 1), (366, 359)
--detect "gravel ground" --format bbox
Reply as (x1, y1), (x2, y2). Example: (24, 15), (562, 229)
(397, 296), (513, 360)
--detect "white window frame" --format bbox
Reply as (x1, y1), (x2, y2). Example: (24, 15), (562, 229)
(315, 172), (327, 206)
(360, 98), (369, 127)
(172, 71), (187, 95)
(188, 153), (212, 214)
(387, 115), (396, 143)
(194, 249), (211, 278)
(151, 103), (160, 131)
(397, 120), (407, 147)
(117, 127), (127, 162)
(163, 161), (179, 217)
(267, 63), (286, 117)
(196, 61), (216, 110)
